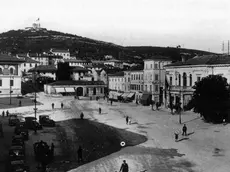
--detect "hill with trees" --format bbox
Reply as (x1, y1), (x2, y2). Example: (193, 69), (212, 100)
(0, 29), (217, 62)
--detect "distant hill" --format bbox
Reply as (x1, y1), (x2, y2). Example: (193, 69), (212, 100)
(0, 29), (217, 62)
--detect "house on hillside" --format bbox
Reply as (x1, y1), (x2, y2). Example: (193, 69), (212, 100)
(28, 65), (57, 80)
(104, 59), (123, 69)
(50, 48), (70, 59)
(30, 53), (63, 66)
(17, 54), (39, 74)
(64, 59), (92, 67)
(0, 54), (25, 97)
(164, 54), (230, 108)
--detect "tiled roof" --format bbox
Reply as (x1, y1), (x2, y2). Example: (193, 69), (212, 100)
(48, 80), (105, 86)
(144, 55), (172, 61)
(28, 65), (57, 72)
(108, 71), (124, 77)
(64, 59), (91, 63)
(0, 54), (25, 63)
(165, 55), (230, 67)
(71, 66), (89, 72)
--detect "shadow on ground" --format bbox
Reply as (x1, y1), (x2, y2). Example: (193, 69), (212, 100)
(49, 118), (147, 172)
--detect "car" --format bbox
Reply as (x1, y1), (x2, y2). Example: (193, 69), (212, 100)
(12, 135), (25, 149)
(6, 159), (29, 172)
(14, 122), (29, 141)
(8, 146), (25, 161)
(39, 115), (55, 127)
(8, 115), (20, 126)
(24, 117), (42, 130)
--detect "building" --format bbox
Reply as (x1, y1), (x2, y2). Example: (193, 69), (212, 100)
(104, 59), (123, 69)
(64, 59), (92, 67)
(0, 54), (25, 97)
(108, 72), (125, 92)
(130, 68), (144, 100)
(50, 48), (70, 59)
(71, 66), (90, 81)
(30, 53), (63, 66)
(143, 56), (172, 103)
(44, 80), (106, 97)
(17, 55), (40, 74)
(28, 65), (57, 80)
(164, 54), (230, 108)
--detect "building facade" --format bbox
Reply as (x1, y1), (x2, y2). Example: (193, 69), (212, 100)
(130, 70), (144, 100)
(0, 54), (24, 97)
(108, 72), (125, 92)
(143, 56), (172, 103)
(104, 59), (123, 69)
(50, 48), (70, 59)
(164, 55), (230, 108)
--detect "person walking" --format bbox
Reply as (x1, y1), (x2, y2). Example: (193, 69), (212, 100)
(80, 112), (84, 120)
(182, 124), (187, 136)
(110, 100), (113, 105)
(6, 110), (9, 117)
(99, 107), (101, 114)
(52, 103), (54, 109)
(2, 111), (4, 117)
(126, 116), (129, 125)
(119, 160), (129, 172)
(61, 102), (64, 109)
(19, 100), (22, 107)
(77, 146), (83, 163)
(151, 100), (155, 110)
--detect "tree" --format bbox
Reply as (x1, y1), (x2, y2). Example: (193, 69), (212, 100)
(189, 75), (230, 123)
(56, 62), (72, 81)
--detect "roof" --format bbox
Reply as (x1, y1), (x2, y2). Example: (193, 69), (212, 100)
(91, 60), (105, 64)
(71, 66), (89, 72)
(0, 54), (25, 63)
(108, 71), (124, 77)
(129, 65), (144, 71)
(23, 57), (39, 63)
(92, 63), (106, 68)
(105, 59), (122, 63)
(48, 80), (105, 86)
(64, 59), (91, 63)
(144, 55), (172, 61)
(51, 48), (69, 53)
(28, 65), (57, 72)
(165, 55), (230, 67)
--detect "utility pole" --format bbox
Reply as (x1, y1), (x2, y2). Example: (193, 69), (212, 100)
(34, 70), (37, 120)
(9, 76), (12, 105)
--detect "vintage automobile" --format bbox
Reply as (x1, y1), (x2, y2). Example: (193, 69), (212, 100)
(6, 160), (29, 172)
(12, 135), (25, 149)
(14, 122), (29, 141)
(24, 117), (42, 130)
(8, 115), (20, 126)
(8, 146), (25, 161)
(39, 115), (55, 127)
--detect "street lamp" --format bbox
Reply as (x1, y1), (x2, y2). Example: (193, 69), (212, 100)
(9, 75), (14, 105)
(33, 71), (37, 120)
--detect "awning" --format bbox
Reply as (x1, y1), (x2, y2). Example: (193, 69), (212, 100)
(122, 93), (129, 98)
(127, 92), (135, 98)
(65, 87), (75, 93)
(55, 87), (65, 93)
(116, 92), (123, 96)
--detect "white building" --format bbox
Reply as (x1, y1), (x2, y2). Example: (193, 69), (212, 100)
(108, 72), (125, 91)
(17, 55), (39, 74)
(104, 59), (123, 69)
(64, 59), (92, 67)
(50, 48), (70, 59)
(0, 54), (25, 97)
(143, 56), (172, 103)
(28, 65), (57, 80)
(164, 55), (230, 108)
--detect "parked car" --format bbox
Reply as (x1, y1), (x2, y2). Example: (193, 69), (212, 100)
(8, 146), (25, 161)
(8, 115), (20, 126)
(12, 135), (25, 149)
(24, 117), (42, 130)
(14, 122), (29, 141)
(39, 115), (55, 127)
(6, 159), (29, 172)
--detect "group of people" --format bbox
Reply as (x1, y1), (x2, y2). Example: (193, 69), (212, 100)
(33, 140), (54, 171)
(51, 102), (64, 109)
(174, 124), (188, 142)
(2, 110), (9, 117)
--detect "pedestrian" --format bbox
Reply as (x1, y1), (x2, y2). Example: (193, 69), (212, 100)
(128, 118), (131, 125)
(0, 122), (4, 138)
(119, 160), (129, 172)
(110, 100), (113, 105)
(151, 100), (155, 110)
(174, 131), (179, 142)
(136, 98), (138, 105)
(156, 102), (160, 110)
(182, 124), (187, 136)
(61, 102), (64, 109)
(126, 116), (129, 125)
(52, 103), (54, 109)
(77, 146), (83, 163)
(2, 111), (4, 117)
(19, 100), (22, 107)
(99, 107), (101, 114)
(80, 112), (84, 120)
(6, 110), (9, 117)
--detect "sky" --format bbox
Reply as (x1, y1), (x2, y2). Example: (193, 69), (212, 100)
(0, 0), (230, 53)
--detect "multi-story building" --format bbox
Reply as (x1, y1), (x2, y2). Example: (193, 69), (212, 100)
(30, 53), (63, 66)
(104, 59), (123, 69)
(64, 59), (92, 67)
(17, 55), (39, 74)
(28, 65), (57, 80)
(130, 69), (144, 100)
(0, 54), (25, 97)
(50, 48), (70, 59)
(124, 71), (131, 92)
(165, 54), (230, 108)
(143, 56), (172, 103)
(108, 72), (125, 91)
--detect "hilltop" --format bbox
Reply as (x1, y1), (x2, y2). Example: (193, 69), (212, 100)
(0, 29), (217, 62)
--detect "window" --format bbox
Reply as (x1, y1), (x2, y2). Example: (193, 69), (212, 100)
(150, 85), (152, 92)
(10, 80), (14, 86)
(197, 76), (201, 82)
(155, 85), (159, 92)
(155, 74), (159, 81)
(189, 74), (192, 86)
(179, 74), (181, 86)
(154, 63), (158, 69)
(10, 68), (14, 75)
(0, 80), (2, 86)
(170, 76), (173, 85)
(24, 63), (26, 67)
(0, 68), (2, 74)
(145, 85), (147, 91)
(183, 73), (187, 86)
(141, 85), (143, 91)
(30, 63), (32, 67)
(101, 88), (103, 93)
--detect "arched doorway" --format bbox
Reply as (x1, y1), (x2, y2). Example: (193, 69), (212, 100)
(76, 87), (83, 96)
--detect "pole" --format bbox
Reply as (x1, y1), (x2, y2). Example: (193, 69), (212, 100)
(34, 71), (37, 119)
(179, 90), (182, 124)
(9, 76), (12, 105)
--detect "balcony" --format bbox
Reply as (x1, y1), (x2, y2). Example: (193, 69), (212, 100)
(170, 85), (194, 92)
